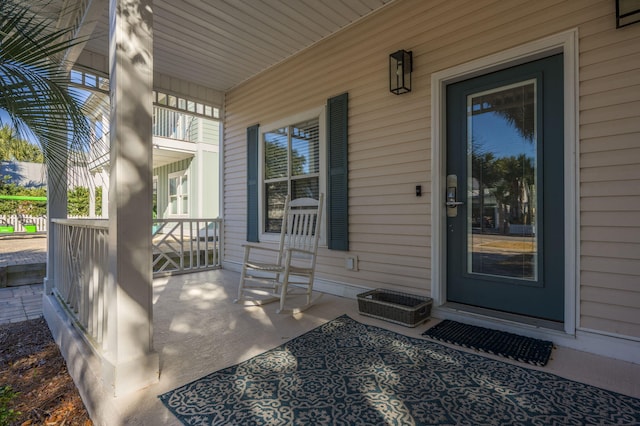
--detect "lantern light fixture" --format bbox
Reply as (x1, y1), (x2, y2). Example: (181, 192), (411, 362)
(389, 49), (412, 95)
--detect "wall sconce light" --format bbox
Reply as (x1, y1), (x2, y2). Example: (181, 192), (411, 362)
(389, 49), (412, 95)
(617, 0), (640, 28)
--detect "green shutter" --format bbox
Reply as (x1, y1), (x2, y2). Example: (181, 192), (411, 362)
(327, 93), (349, 251)
(247, 124), (259, 242)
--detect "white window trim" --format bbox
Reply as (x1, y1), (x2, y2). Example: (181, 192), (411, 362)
(168, 170), (190, 217)
(258, 106), (327, 244)
(430, 29), (579, 335)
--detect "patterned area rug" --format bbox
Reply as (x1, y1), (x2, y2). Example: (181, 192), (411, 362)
(159, 315), (640, 425)
(422, 319), (554, 366)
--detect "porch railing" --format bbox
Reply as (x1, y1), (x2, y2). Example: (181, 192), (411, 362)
(153, 107), (199, 142)
(152, 218), (222, 276)
(51, 219), (109, 350)
(50, 218), (222, 351)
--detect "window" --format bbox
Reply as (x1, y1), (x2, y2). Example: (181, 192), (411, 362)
(247, 93), (348, 249)
(168, 171), (189, 216)
(263, 118), (321, 233)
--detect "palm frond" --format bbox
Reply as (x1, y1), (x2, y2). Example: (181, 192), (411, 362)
(0, 0), (105, 192)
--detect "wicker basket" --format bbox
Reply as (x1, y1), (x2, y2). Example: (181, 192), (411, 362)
(357, 289), (432, 327)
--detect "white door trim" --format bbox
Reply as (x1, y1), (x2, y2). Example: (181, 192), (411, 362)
(430, 29), (579, 335)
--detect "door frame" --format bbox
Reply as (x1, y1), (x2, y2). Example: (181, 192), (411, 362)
(430, 29), (579, 335)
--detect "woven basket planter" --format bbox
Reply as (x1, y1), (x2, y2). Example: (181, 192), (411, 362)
(357, 288), (432, 328)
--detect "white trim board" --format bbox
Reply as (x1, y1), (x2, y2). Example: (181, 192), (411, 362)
(430, 30), (579, 335)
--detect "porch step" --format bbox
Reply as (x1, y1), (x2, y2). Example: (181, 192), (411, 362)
(0, 263), (46, 288)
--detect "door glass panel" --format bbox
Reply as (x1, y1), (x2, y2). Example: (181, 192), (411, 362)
(467, 80), (538, 280)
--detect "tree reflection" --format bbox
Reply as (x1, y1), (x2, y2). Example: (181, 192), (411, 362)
(472, 142), (535, 235)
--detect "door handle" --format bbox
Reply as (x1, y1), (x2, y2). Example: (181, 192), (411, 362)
(446, 174), (464, 217)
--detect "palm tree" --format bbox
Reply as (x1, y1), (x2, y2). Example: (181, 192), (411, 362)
(0, 1), (95, 186)
(492, 154), (535, 234)
(0, 124), (45, 162)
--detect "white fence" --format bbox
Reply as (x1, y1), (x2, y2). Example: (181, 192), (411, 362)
(0, 215), (48, 233)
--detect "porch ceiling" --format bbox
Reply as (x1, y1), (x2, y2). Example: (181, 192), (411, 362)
(67, 0), (394, 93)
(152, 147), (193, 169)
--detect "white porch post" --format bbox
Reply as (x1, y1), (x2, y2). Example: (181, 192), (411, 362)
(100, 170), (109, 217)
(88, 119), (97, 217)
(44, 144), (67, 295)
(89, 175), (96, 217)
(103, 0), (158, 396)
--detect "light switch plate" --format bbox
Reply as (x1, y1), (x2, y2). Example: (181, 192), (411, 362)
(345, 255), (358, 271)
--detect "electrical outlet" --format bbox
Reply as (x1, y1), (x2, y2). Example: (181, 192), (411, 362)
(345, 255), (358, 271)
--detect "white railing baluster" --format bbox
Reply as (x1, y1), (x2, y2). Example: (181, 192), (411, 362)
(149, 218), (221, 276)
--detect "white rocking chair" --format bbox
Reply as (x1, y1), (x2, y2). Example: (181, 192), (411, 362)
(235, 194), (324, 313)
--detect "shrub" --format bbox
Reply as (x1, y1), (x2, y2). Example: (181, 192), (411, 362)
(0, 385), (20, 426)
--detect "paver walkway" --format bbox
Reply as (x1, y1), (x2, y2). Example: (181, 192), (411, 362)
(0, 235), (47, 324)
(0, 234), (47, 266)
(0, 284), (43, 324)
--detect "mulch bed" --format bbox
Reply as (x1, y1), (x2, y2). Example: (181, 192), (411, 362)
(0, 317), (92, 425)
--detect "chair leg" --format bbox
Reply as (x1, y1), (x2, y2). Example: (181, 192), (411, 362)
(277, 270), (291, 314)
(306, 273), (314, 306)
(234, 248), (251, 303)
(234, 267), (247, 303)
(277, 274), (319, 314)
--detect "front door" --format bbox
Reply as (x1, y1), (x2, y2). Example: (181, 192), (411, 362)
(446, 54), (564, 322)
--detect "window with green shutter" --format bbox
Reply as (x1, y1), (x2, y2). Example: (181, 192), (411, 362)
(246, 93), (348, 249)
(327, 93), (349, 251)
(247, 124), (259, 242)
(263, 119), (320, 233)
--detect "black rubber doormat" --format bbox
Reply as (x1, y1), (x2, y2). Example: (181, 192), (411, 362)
(422, 320), (553, 366)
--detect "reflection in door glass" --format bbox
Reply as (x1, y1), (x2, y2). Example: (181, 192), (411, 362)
(467, 80), (538, 280)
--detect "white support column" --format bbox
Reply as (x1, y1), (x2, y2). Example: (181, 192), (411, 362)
(100, 171), (109, 217)
(103, 0), (158, 397)
(88, 119), (96, 217)
(100, 113), (110, 218)
(89, 175), (97, 217)
(44, 144), (67, 295)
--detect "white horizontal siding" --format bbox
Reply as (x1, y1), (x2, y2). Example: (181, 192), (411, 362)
(224, 0), (640, 338)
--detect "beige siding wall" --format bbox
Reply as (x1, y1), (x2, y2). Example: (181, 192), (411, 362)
(579, 3), (640, 337)
(223, 0), (640, 338)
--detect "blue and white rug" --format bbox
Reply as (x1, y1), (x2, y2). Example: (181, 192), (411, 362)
(159, 315), (640, 425)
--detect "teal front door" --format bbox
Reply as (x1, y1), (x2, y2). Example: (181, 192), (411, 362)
(446, 54), (564, 322)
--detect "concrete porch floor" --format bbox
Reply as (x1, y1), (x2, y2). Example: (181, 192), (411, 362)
(49, 268), (640, 425)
